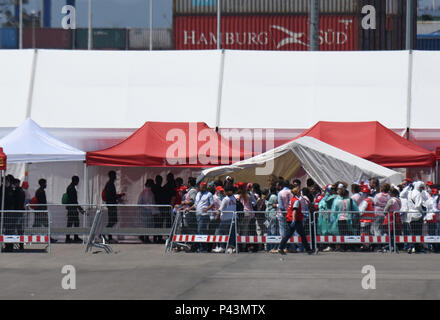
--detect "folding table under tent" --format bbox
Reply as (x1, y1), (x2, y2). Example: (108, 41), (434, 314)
(198, 136), (403, 188)
(0, 118), (87, 239)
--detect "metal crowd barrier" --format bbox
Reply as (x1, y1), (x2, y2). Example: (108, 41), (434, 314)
(315, 210), (394, 252)
(85, 208), (112, 254)
(100, 204), (173, 237)
(167, 210), (236, 254)
(314, 210), (440, 253)
(234, 211), (312, 253)
(166, 209), (440, 255)
(0, 210), (51, 253)
(166, 210), (314, 254)
(25, 204), (173, 241)
(25, 204), (95, 238)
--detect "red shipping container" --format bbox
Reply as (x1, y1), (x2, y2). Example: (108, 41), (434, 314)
(23, 28), (72, 49)
(174, 15), (358, 51)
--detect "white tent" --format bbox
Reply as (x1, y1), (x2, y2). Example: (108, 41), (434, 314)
(0, 118), (85, 163)
(0, 118), (86, 206)
(198, 136), (403, 187)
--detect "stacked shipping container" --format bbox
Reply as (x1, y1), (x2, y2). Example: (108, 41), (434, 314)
(175, 15), (358, 50)
(0, 0), (416, 51)
(173, 0), (416, 51)
(128, 28), (174, 50)
(0, 28), (18, 49)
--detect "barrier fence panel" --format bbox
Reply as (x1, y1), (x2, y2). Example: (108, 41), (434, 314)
(164, 209), (440, 255)
(25, 204), (96, 240)
(168, 211), (235, 254)
(314, 211), (393, 252)
(89, 204), (173, 240)
(85, 208), (112, 254)
(394, 211), (440, 253)
(0, 210), (50, 253)
(235, 211), (312, 254)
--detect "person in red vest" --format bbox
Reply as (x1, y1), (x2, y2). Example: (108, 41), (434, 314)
(278, 187), (313, 255)
(358, 186), (375, 251)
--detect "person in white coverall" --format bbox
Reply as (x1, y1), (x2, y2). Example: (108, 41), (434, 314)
(406, 181), (428, 254)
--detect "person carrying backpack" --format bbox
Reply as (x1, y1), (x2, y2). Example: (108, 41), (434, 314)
(65, 176), (85, 243)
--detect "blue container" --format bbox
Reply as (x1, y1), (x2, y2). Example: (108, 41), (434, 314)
(0, 28), (18, 49)
(417, 34), (440, 50)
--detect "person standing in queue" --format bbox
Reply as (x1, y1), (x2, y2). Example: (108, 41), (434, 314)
(278, 187), (313, 255)
(65, 176), (85, 243)
(104, 170), (124, 244)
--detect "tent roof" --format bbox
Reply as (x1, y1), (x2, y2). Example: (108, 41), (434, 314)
(0, 118), (85, 163)
(198, 136), (403, 187)
(86, 121), (252, 168)
(297, 121), (435, 168)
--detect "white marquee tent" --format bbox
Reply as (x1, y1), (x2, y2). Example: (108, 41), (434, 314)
(1, 49), (440, 153)
(0, 49), (438, 194)
(198, 136), (403, 187)
(0, 118), (86, 205)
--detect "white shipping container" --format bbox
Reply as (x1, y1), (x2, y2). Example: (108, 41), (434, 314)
(128, 28), (173, 50)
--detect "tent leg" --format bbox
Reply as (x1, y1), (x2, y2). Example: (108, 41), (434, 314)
(1, 170), (5, 236)
(83, 161), (88, 244)
(436, 161), (439, 185)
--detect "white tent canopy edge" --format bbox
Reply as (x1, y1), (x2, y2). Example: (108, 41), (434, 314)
(198, 136), (403, 187)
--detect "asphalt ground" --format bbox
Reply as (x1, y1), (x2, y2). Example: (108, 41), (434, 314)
(0, 243), (439, 300)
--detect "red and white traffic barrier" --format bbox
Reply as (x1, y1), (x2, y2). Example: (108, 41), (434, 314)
(173, 234), (229, 243)
(237, 236), (311, 244)
(0, 235), (49, 243)
(360, 235), (390, 243)
(395, 235), (440, 243)
(316, 235), (362, 243)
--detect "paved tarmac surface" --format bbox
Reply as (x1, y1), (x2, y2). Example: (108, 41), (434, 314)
(0, 243), (439, 300)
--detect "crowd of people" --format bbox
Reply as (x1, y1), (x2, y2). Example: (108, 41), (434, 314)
(153, 174), (440, 255)
(1, 170), (439, 255)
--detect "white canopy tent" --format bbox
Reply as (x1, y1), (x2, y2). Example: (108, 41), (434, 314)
(0, 118), (87, 206)
(198, 136), (403, 187)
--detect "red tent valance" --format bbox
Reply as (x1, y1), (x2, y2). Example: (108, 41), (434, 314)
(87, 122), (252, 167)
(297, 121), (435, 168)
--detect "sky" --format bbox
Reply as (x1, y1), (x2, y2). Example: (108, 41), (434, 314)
(1, 0), (173, 28)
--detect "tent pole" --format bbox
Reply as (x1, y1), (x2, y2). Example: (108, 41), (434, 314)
(435, 161), (438, 185)
(215, 49), (225, 131)
(1, 170), (5, 235)
(26, 50), (38, 120)
(83, 161), (89, 244)
(84, 161), (88, 205)
(405, 50), (413, 141)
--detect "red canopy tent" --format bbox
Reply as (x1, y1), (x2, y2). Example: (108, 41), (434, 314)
(86, 122), (252, 167)
(297, 121), (435, 168)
